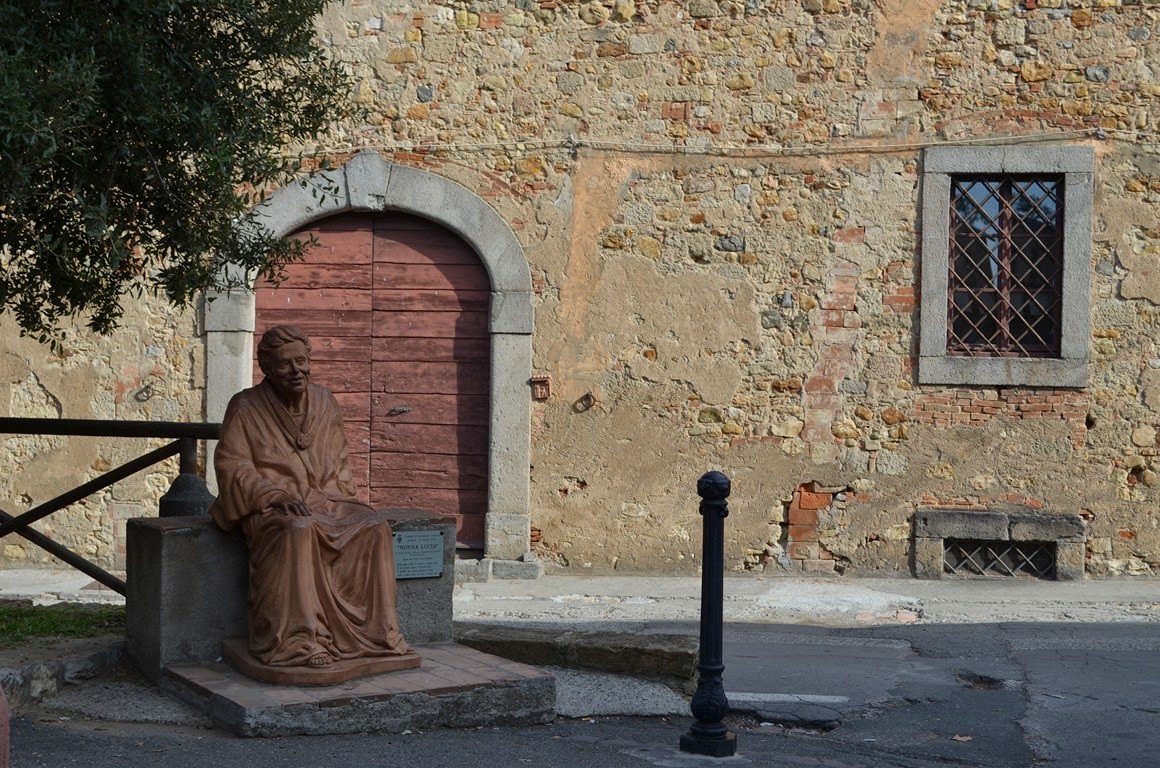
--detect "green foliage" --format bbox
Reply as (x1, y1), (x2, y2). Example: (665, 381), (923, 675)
(0, 601), (126, 643)
(0, 0), (350, 340)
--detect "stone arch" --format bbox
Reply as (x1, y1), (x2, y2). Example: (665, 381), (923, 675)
(204, 151), (533, 561)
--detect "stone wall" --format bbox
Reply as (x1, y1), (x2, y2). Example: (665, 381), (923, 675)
(0, 304), (203, 569)
(3, 1), (1159, 577)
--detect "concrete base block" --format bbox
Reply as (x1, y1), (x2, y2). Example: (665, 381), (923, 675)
(455, 557), (543, 584)
(162, 643), (555, 737)
(390, 511), (457, 644)
(126, 517), (248, 683)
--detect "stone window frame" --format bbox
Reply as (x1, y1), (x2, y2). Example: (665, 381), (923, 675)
(918, 145), (1094, 387)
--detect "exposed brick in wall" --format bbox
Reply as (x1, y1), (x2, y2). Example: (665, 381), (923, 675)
(914, 389), (1091, 448)
(918, 493), (1048, 510)
(784, 482), (846, 574)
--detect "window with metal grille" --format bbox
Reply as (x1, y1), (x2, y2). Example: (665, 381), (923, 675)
(944, 538), (1056, 580)
(948, 177), (1064, 358)
(918, 146), (1093, 387)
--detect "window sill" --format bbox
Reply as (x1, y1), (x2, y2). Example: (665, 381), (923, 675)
(917, 355), (1088, 388)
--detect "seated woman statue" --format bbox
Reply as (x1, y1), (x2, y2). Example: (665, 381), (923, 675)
(210, 324), (412, 669)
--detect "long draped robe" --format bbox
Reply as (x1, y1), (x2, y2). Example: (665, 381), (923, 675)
(209, 380), (410, 666)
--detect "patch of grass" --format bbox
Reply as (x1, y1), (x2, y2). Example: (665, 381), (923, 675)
(0, 601), (126, 644)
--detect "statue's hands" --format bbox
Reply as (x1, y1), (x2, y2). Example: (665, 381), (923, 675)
(266, 498), (312, 517)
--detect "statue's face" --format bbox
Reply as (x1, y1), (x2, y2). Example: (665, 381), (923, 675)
(267, 341), (311, 400)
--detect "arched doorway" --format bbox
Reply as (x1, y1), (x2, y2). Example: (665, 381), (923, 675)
(205, 151), (533, 561)
(254, 211), (491, 548)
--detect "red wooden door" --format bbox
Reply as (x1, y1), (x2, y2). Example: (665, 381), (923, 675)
(254, 212), (491, 548)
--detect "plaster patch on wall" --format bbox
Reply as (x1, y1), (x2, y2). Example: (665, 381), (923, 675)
(866, 0), (943, 86)
(9, 373), (62, 419)
(1119, 228), (1160, 305)
(589, 257), (758, 405)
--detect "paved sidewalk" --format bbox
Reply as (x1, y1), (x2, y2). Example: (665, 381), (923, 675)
(455, 572), (1160, 626)
(0, 570), (123, 606)
(4, 567), (1160, 622)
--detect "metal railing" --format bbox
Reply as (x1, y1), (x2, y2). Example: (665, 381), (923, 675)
(0, 418), (221, 595)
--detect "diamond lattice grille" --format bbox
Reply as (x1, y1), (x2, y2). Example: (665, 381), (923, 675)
(947, 177), (1064, 357)
(944, 539), (1056, 579)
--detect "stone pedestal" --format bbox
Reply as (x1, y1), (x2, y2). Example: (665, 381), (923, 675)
(126, 516), (248, 683)
(164, 643), (554, 737)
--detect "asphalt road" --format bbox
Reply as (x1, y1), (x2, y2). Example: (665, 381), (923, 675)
(726, 621), (1160, 768)
(10, 620), (1160, 768)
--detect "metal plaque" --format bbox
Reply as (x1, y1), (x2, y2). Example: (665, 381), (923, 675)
(393, 530), (445, 580)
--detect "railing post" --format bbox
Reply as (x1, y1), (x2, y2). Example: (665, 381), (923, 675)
(680, 470), (737, 757)
(158, 437), (215, 517)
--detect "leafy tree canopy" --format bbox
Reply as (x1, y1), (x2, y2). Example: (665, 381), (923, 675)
(0, 0), (350, 341)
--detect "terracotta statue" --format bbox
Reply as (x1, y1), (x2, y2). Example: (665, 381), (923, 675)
(210, 325), (413, 671)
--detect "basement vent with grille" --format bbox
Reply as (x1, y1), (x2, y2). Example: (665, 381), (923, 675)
(943, 538), (1056, 579)
(912, 508), (1085, 581)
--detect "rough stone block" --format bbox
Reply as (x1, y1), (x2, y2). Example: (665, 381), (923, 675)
(489, 557), (544, 580)
(913, 509), (1009, 540)
(454, 557), (543, 583)
(485, 512), (532, 561)
(455, 558), (491, 584)
(1008, 514), (1085, 542)
(912, 537), (943, 580)
(1055, 541), (1086, 581)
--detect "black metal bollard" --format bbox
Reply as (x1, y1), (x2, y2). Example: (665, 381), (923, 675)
(680, 470), (738, 757)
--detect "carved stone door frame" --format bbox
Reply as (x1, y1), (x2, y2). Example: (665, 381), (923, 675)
(203, 151), (533, 561)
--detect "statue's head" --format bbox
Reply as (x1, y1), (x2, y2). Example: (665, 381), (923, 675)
(257, 325), (313, 402)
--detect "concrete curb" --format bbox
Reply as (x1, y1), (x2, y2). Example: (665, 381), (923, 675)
(455, 621), (697, 688)
(0, 638), (126, 712)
